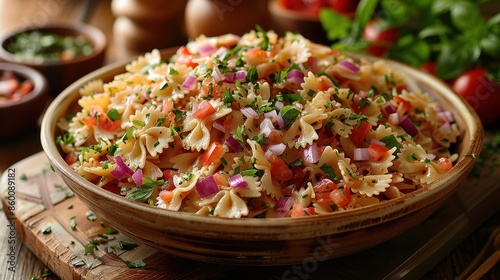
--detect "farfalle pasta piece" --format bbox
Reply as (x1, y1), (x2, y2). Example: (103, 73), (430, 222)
(79, 79), (104, 96)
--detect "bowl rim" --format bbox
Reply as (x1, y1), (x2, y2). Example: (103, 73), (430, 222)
(40, 49), (483, 229)
(0, 21), (107, 66)
(0, 61), (48, 108)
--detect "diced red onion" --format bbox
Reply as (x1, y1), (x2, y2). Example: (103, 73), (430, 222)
(428, 153), (436, 161)
(132, 168), (143, 186)
(110, 156), (134, 179)
(370, 138), (386, 147)
(214, 47), (228, 58)
(275, 196), (294, 217)
(275, 101), (284, 110)
(338, 60), (360, 73)
(260, 118), (275, 137)
(212, 66), (224, 83)
(286, 69), (304, 87)
(303, 143), (320, 164)
(265, 110), (284, 129)
(388, 112), (399, 125)
(182, 75), (197, 90)
(437, 111), (454, 123)
(267, 143), (286, 156)
(240, 107), (258, 119)
(224, 72), (235, 83)
(439, 121), (452, 134)
(198, 44), (216, 57)
(235, 70), (247, 82)
(384, 103), (396, 115)
(354, 148), (370, 161)
(228, 174), (248, 189)
(225, 136), (243, 152)
(196, 175), (219, 198)
(399, 117), (419, 136)
(212, 119), (225, 132)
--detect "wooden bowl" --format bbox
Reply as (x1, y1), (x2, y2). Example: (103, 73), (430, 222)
(40, 49), (482, 266)
(0, 22), (106, 96)
(0, 62), (48, 137)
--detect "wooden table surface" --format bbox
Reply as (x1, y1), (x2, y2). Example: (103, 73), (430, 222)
(0, 1), (499, 279)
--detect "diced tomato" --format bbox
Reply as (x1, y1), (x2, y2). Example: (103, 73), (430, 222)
(163, 169), (178, 191)
(329, 188), (351, 208)
(393, 96), (412, 112)
(437, 157), (453, 172)
(291, 203), (305, 217)
(201, 142), (225, 166)
(162, 100), (174, 115)
(368, 142), (389, 161)
(83, 116), (97, 127)
(98, 113), (121, 131)
(223, 115), (233, 129)
(213, 172), (228, 186)
(313, 178), (337, 193)
(313, 178), (337, 204)
(268, 153), (293, 181)
(102, 183), (121, 195)
(65, 152), (78, 165)
(317, 75), (334, 91)
(349, 121), (371, 147)
(159, 190), (174, 204)
(305, 207), (315, 215)
(291, 166), (305, 185)
(316, 192), (332, 204)
(193, 102), (216, 120)
(175, 47), (197, 68)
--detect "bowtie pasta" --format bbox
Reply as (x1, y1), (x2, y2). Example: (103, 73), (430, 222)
(57, 29), (460, 218)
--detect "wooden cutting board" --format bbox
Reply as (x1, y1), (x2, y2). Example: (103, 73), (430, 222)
(1, 151), (499, 280)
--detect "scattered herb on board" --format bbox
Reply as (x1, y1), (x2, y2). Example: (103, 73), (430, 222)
(470, 131), (500, 178)
(69, 216), (77, 231)
(42, 226), (52, 234)
(85, 211), (97, 221)
(20, 173), (28, 180)
(124, 259), (147, 268)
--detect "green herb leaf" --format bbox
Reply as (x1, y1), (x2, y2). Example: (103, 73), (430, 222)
(246, 66), (258, 83)
(380, 134), (402, 154)
(69, 216), (77, 231)
(387, 34), (430, 67)
(124, 259), (147, 268)
(319, 8), (353, 41)
(119, 241), (139, 250)
(84, 245), (96, 255)
(450, 1), (484, 32)
(235, 125), (245, 142)
(43, 226), (52, 234)
(280, 105), (300, 126)
(320, 163), (339, 180)
(125, 185), (155, 202)
(282, 93), (303, 103)
(107, 108), (121, 121)
(437, 37), (481, 79)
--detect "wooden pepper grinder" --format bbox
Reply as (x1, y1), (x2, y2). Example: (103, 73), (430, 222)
(184, 0), (270, 39)
(111, 0), (188, 58)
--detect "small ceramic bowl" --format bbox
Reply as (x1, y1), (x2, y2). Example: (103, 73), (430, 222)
(0, 62), (48, 137)
(41, 48), (483, 265)
(268, 0), (329, 44)
(0, 22), (106, 96)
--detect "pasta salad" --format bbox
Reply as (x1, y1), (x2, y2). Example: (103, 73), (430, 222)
(56, 29), (460, 218)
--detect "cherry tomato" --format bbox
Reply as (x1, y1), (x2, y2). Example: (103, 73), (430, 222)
(419, 62), (437, 76)
(363, 19), (399, 57)
(451, 68), (500, 126)
(327, 0), (359, 15)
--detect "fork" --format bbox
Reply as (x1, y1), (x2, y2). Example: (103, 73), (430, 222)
(457, 227), (500, 280)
